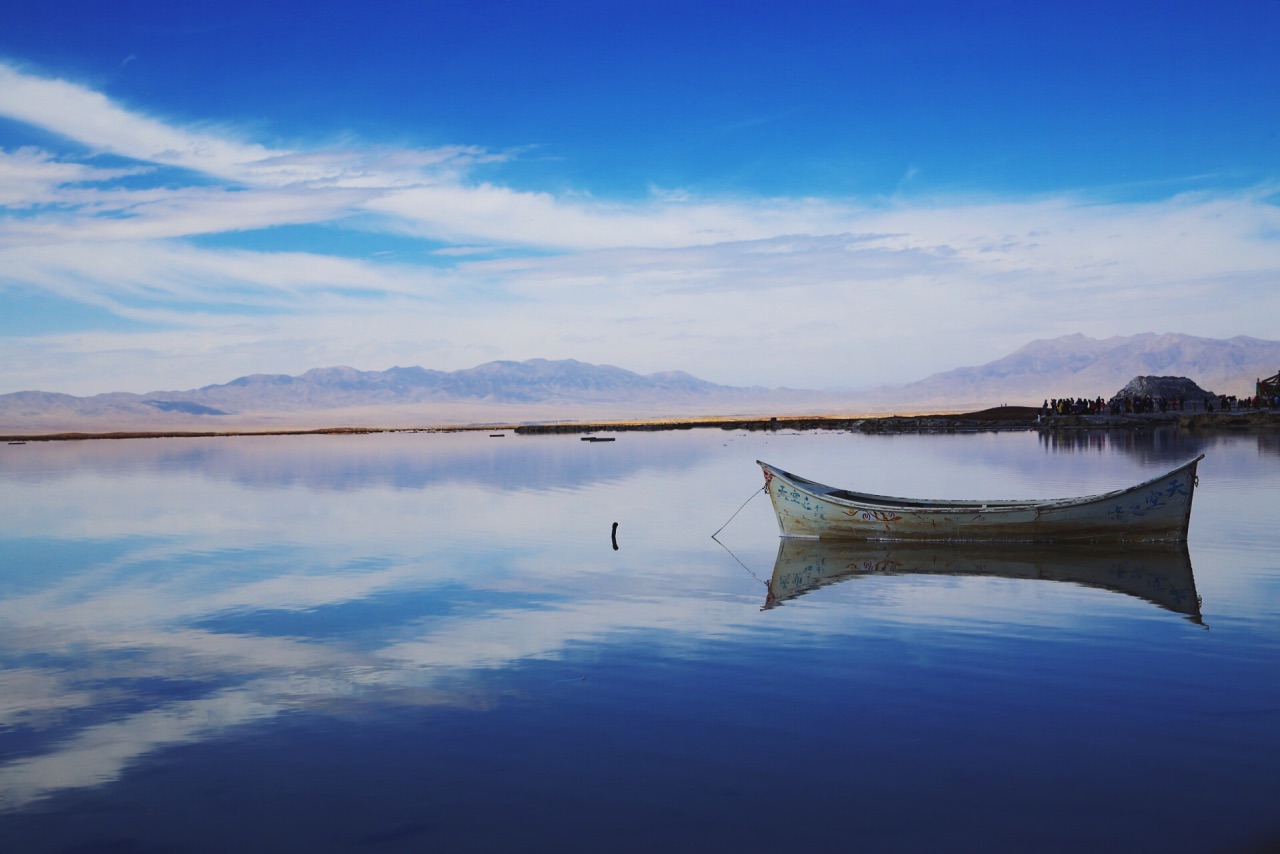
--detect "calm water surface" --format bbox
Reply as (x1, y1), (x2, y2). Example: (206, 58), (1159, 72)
(0, 428), (1277, 852)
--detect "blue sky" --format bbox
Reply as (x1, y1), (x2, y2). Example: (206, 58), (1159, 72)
(1, 0), (1279, 395)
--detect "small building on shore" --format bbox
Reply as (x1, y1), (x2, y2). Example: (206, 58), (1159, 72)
(1258, 370), (1280, 400)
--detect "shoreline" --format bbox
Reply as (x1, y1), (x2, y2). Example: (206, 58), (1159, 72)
(5, 406), (1280, 443)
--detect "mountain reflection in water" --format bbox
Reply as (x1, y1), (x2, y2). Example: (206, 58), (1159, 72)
(766, 539), (1202, 623)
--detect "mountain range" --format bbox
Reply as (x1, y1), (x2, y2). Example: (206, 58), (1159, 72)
(864, 333), (1280, 408)
(3, 333), (1278, 433)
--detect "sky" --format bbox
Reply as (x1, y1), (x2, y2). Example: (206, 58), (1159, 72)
(1, 0), (1279, 396)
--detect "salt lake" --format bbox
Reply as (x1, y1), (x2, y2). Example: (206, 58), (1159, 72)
(0, 426), (1277, 852)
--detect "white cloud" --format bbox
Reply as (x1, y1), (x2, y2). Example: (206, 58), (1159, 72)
(366, 183), (854, 250)
(0, 147), (148, 207)
(0, 63), (280, 182)
(0, 240), (444, 309)
(1, 62), (1278, 394)
(0, 62), (506, 193)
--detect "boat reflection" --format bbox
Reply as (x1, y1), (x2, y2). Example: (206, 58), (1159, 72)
(766, 538), (1203, 623)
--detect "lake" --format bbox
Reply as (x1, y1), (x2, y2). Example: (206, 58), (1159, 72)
(1, 427), (1278, 852)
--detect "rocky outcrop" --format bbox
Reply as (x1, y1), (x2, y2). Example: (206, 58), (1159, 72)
(1116, 375), (1214, 400)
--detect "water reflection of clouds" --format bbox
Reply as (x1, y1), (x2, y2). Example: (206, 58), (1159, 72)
(0, 436), (739, 810)
(0, 430), (1271, 814)
(0, 589), (761, 811)
(0, 688), (279, 813)
(0, 535), (1186, 815)
(0, 603), (482, 811)
(0, 668), (95, 729)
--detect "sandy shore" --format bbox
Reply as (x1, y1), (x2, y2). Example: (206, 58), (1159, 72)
(5, 405), (1277, 443)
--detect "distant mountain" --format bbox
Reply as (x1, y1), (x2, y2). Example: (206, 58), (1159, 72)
(155, 359), (766, 409)
(3, 336), (1278, 433)
(866, 333), (1280, 408)
(0, 359), (823, 432)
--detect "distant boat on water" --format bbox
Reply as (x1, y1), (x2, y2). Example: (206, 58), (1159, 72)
(758, 455), (1203, 542)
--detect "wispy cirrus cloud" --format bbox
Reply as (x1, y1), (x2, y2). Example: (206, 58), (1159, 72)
(0, 64), (510, 193)
(0, 62), (280, 183)
(1, 241), (446, 312)
(0, 147), (150, 207)
(0, 63), (877, 257)
(367, 183), (859, 250)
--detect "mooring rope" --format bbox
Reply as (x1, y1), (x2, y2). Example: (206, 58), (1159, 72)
(711, 533), (767, 588)
(711, 484), (766, 540)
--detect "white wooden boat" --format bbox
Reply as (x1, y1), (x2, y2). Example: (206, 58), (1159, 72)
(758, 455), (1203, 542)
(764, 538), (1202, 622)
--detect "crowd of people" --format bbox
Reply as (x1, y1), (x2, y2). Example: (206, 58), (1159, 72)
(1041, 393), (1280, 417)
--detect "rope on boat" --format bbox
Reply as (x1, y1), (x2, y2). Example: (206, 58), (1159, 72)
(712, 534), (767, 588)
(711, 485), (766, 540)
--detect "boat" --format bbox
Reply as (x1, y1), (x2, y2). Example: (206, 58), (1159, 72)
(764, 538), (1203, 623)
(758, 455), (1203, 542)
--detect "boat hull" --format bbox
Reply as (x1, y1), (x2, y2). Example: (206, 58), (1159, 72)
(759, 456), (1202, 543)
